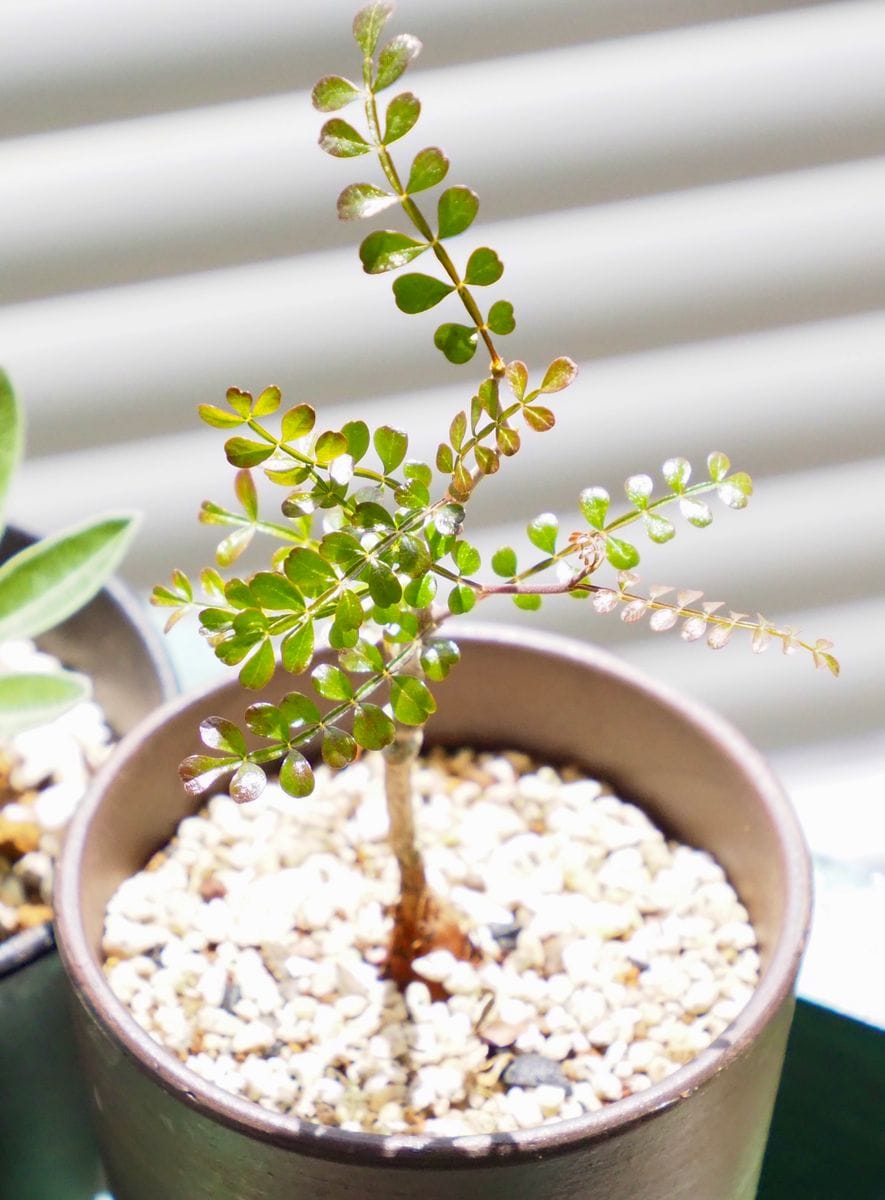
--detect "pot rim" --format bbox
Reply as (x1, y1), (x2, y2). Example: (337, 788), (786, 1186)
(0, 523), (178, 982)
(55, 624), (811, 1165)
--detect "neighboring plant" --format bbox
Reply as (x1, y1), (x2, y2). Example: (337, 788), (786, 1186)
(0, 370), (137, 737)
(153, 2), (838, 986)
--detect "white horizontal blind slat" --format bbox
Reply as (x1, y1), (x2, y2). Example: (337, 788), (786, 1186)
(4, 1), (885, 302)
(0, 0), (834, 136)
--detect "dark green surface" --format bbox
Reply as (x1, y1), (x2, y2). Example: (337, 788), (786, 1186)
(758, 999), (884, 1199)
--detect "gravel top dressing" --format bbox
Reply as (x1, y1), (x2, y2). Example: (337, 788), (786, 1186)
(0, 639), (113, 941)
(103, 747), (759, 1136)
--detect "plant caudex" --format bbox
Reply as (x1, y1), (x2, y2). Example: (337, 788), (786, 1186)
(0, 370), (138, 737)
(153, 2), (838, 987)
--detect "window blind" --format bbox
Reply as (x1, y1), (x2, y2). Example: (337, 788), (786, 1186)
(1, 0), (883, 766)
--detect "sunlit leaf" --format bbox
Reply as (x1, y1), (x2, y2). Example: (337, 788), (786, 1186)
(234, 469), (258, 521)
(373, 425), (408, 473)
(315, 430), (348, 465)
(663, 457), (692, 492)
(230, 761), (267, 804)
(281, 404), (316, 442)
(363, 561), (402, 606)
(643, 513), (676, 544)
(436, 443), (454, 473)
(239, 639), (275, 689)
(353, 703), (396, 750)
(475, 445), (499, 475)
(322, 726), (358, 768)
(505, 361), (528, 401)
(360, 230), (428, 273)
(312, 74), (361, 112)
(497, 425), (520, 457)
(226, 388), (253, 418)
(198, 404), (244, 430)
(718, 472), (754, 509)
(284, 547), (337, 594)
(707, 451), (730, 482)
(487, 300), (515, 336)
(437, 187), (479, 238)
(492, 546), (517, 577)
(465, 247), (504, 286)
(679, 497), (713, 527)
(280, 750), (314, 797)
(625, 474), (653, 509)
(281, 622), (315, 674)
(244, 702), (284, 739)
(406, 146), (449, 193)
(434, 503), (464, 537)
(434, 323), (478, 364)
(383, 91), (421, 144)
(579, 486), (609, 530)
(527, 512), (558, 555)
(539, 357), (577, 393)
(449, 459), (473, 501)
(523, 405), (555, 432)
(403, 572), (436, 607)
(279, 691), (321, 730)
(319, 118), (370, 157)
(420, 638), (460, 682)
(448, 583), (475, 614)
(513, 593), (542, 612)
(224, 437), (275, 469)
(353, 2), (394, 57)
(179, 753), (239, 797)
(454, 541), (481, 575)
(375, 33), (422, 90)
(605, 536), (640, 571)
(216, 523), (254, 564)
(340, 639), (385, 674)
(199, 717), (246, 756)
(390, 674), (436, 725)
(312, 664), (354, 701)
(393, 273), (453, 313)
(252, 385), (282, 417)
(337, 182), (399, 220)
(342, 419), (370, 462)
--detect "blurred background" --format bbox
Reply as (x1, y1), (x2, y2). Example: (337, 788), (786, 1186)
(1, 0), (883, 1021)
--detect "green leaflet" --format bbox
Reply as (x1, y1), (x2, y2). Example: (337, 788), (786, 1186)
(0, 514), (138, 642)
(384, 92), (421, 144)
(392, 273), (453, 314)
(437, 186), (479, 238)
(407, 147), (449, 193)
(375, 34), (422, 90)
(360, 230), (428, 274)
(434, 323), (478, 364)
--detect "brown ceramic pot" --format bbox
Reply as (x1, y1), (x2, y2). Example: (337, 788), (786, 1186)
(0, 524), (177, 1200)
(55, 626), (811, 1200)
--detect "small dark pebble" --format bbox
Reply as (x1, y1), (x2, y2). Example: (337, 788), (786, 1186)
(488, 921), (522, 952)
(501, 1054), (572, 1093)
(221, 982), (242, 1013)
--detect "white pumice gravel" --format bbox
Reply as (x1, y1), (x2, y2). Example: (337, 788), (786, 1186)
(102, 747), (760, 1136)
(0, 638), (113, 938)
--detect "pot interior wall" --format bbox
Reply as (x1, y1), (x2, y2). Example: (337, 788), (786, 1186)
(74, 632), (791, 975)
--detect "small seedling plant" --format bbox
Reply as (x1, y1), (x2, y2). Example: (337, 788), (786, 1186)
(0, 371), (136, 737)
(154, 2), (838, 988)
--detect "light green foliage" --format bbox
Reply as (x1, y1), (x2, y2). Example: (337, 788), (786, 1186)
(0, 372), (138, 732)
(157, 3), (838, 805)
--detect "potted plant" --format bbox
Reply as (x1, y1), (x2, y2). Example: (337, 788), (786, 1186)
(0, 370), (177, 1199)
(55, 5), (835, 1198)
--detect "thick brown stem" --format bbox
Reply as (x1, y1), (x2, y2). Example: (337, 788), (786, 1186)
(382, 727), (474, 992)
